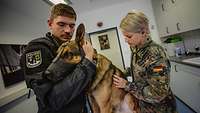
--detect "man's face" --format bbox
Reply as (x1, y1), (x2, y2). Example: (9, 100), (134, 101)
(48, 16), (76, 42)
(122, 30), (146, 47)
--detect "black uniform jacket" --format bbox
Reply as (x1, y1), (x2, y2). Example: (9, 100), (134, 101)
(20, 32), (96, 113)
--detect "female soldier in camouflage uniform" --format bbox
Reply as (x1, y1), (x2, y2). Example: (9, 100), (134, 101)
(113, 10), (177, 113)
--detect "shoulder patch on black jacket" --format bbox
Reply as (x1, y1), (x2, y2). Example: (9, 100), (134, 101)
(26, 50), (42, 68)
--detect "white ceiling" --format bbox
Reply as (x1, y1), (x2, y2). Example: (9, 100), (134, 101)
(0, 0), (133, 15)
(0, 0), (135, 22)
(67, 0), (132, 13)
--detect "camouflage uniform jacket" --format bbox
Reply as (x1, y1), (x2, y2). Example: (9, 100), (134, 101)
(125, 40), (177, 113)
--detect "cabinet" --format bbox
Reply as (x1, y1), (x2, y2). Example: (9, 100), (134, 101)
(152, 0), (200, 37)
(170, 62), (200, 113)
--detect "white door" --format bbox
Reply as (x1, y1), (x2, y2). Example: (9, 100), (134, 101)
(89, 28), (125, 71)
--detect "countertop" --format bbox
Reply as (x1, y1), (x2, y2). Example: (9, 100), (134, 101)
(169, 53), (200, 68)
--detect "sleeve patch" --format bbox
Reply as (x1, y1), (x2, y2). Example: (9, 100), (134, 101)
(152, 64), (165, 73)
(26, 50), (42, 68)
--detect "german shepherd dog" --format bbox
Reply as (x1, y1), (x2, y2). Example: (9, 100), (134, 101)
(57, 24), (139, 113)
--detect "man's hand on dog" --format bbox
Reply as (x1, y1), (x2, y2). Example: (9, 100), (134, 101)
(82, 40), (94, 62)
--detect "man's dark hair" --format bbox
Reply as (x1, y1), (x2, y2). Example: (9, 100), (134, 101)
(50, 3), (76, 20)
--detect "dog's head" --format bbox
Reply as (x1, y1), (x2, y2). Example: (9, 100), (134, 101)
(57, 23), (86, 64)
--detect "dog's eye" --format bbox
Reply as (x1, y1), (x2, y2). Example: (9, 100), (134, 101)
(68, 52), (73, 58)
(64, 52), (73, 58)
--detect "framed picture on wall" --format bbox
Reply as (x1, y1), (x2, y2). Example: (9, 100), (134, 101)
(0, 44), (26, 87)
(98, 34), (110, 50)
(89, 27), (125, 70)
(0, 44), (28, 107)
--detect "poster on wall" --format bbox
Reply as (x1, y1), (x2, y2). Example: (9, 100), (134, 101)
(89, 27), (125, 70)
(0, 44), (26, 87)
(98, 34), (110, 50)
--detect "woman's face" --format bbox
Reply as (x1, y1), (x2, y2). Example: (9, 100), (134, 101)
(122, 30), (146, 47)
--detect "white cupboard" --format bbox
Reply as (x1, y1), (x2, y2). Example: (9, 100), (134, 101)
(170, 62), (200, 113)
(152, 0), (200, 37)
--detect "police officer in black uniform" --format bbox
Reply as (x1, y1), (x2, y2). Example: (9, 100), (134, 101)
(20, 3), (96, 113)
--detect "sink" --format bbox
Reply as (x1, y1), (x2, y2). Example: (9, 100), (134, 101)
(182, 57), (200, 65)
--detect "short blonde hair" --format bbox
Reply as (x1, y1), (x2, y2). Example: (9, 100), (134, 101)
(120, 10), (149, 33)
(50, 3), (76, 20)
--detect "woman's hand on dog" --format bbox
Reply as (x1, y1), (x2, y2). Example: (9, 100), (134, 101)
(82, 40), (94, 62)
(113, 74), (128, 89)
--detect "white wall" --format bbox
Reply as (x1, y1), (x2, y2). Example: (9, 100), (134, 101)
(0, 0), (160, 66)
(76, 0), (160, 67)
(0, 0), (50, 44)
(0, 0), (49, 112)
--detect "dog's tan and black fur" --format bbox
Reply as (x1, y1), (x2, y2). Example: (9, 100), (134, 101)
(57, 24), (139, 113)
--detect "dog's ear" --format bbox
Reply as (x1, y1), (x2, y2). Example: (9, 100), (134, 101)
(75, 23), (85, 47)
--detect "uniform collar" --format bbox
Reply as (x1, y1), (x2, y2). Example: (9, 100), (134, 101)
(46, 32), (60, 47)
(130, 37), (152, 58)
